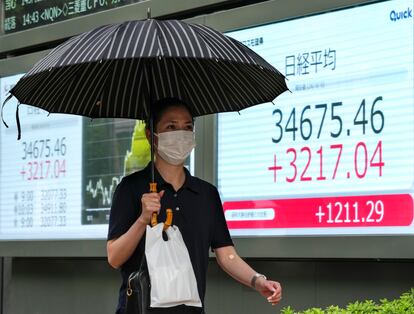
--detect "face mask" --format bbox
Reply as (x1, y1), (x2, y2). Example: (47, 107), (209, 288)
(155, 130), (196, 166)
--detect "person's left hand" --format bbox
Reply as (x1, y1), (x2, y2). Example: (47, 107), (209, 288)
(255, 278), (282, 306)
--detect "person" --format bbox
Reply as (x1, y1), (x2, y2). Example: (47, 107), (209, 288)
(107, 98), (282, 314)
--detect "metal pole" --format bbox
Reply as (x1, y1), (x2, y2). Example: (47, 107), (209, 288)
(150, 115), (155, 183)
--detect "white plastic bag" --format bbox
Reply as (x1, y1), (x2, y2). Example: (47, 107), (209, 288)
(145, 223), (202, 308)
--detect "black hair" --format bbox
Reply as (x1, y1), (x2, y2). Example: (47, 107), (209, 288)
(145, 97), (194, 132)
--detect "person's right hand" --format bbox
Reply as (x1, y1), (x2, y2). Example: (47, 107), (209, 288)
(139, 190), (165, 224)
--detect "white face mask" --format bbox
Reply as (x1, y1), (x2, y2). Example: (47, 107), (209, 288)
(155, 130), (196, 166)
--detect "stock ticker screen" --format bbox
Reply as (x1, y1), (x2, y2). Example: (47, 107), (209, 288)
(0, 77), (149, 239)
(2, 0), (145, 34)
(218, 0), (414, 236)
(0, 0), (413, 240)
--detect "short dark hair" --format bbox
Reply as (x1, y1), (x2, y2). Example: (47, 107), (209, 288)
(145, 97), (194, 132)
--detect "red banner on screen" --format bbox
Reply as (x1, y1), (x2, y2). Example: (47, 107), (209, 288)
(223, 194), (413, 229)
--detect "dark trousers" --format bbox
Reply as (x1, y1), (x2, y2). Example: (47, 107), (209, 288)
(148, 305), (204, 313)
(118, 305), (204, 314)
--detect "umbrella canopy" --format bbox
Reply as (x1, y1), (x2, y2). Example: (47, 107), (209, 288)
(5, 19), (288, 122)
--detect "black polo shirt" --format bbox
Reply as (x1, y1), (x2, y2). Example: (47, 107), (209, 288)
(107, 163), (233, 313)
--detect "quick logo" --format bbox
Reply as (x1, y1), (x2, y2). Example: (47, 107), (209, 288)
(390, 7), (412, 22)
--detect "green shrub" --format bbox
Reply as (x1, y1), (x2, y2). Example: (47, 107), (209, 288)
(281, 288), (414, 314)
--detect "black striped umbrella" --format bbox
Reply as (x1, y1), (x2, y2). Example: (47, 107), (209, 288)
(1, 18), (289, 236)
(3, 19), (287, 131)
(2, 18), (288, 185)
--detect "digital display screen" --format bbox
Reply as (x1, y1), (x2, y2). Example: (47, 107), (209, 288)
(0, 74), (194, 240)
(218, 0), (414, 236)
(2, 0), (144, 34)
(1, 0), (413, 241)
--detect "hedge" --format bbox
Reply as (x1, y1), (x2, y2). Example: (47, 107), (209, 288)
(281, 288), (414, 314)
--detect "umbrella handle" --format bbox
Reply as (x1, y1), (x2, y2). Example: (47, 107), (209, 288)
(149, 182), (173, 230)
(150, 213), (158, 228)
(163, 209), (173, 231)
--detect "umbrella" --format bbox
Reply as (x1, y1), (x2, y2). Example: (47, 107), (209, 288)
(1, 16), (288, 205)
(2, 17), (287, 126)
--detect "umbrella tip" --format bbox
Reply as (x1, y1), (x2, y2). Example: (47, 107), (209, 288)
(147, 7), (151, 19)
